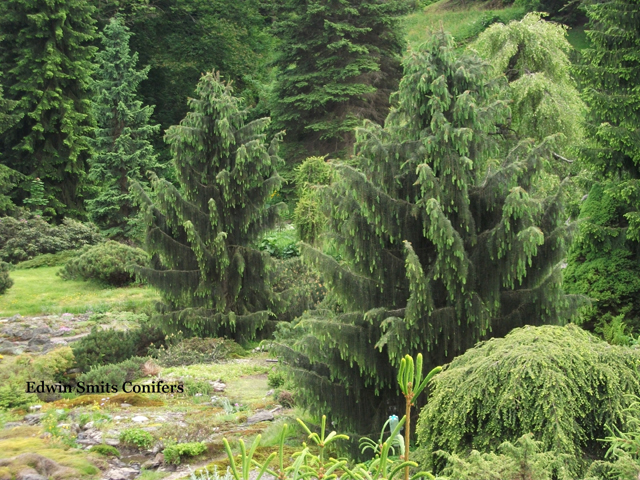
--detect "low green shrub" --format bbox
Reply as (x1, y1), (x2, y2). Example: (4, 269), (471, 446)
(0, 383), (37, 410)
(15, 249), (81, 269)
(0, 215), (102, 263)
(163, 441), (206, 464)
(78, 357), (147, 386)
(267, 369), (286, 389)
(183, 379), (212, 397)
(416, 325), (640, 476)
(58, 240), (149, 286)
(90, 444), (121, 457)
(435, 434), (572, 480)
(0, 261), (13, 294)
(258, 227), (299, 259)
(120, 428), (154, 449)
(152, 337), (244, 367)
(72, 323), (165, 372)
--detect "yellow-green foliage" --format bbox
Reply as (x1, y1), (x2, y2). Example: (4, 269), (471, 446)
(163, 441), (206, 464)
(416, 325), (640, 475)
(472, 13), (585, 148)
(293, 156), (334, 244)
(435, 434), (573, 480)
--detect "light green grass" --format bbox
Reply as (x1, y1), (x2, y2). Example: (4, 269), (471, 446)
(404, 0), (526, 46)
(0, 266), (160, 317)
(161, 360), (272, 384)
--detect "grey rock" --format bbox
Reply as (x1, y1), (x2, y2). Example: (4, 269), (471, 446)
(4, 421), (22, 429)
(33, 326), (52, 336)
(265, 389), (274, 397)
(15, 468), (46, 480)
(0, 339), (20, 355)
(76, 427), (103, 445)
(120, 403), (132, 408)
(105, 438), (120, 446)
(24, 413), (45, 425)
(246, 410), (275, 424)
(102, 467), (139, 480)
(7, 314), (22, 322)
(28, 335), (50, 347)
(131, 415), (149, 423)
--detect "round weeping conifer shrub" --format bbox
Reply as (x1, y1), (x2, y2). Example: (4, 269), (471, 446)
(58, 240), (148, 286)
(416, 324), (640, 475)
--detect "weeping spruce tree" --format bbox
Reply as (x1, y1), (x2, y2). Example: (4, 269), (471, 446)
(276, 31), (583, 432)
(133, 72), (285, 340)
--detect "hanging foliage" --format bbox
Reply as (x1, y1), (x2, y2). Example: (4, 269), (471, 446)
(416, 325), (640, 476)
(274, 30), (585, 433)
(133, 72), (286, 341)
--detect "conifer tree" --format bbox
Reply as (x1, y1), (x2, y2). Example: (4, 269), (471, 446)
(0, 84), (20, 135)
(275, 31), (583, 432)
(133, 72), (285, 340)
(472, 13), (585, 150)
(565, 0), (640, 336)
(87, 16), (160, 239)
(0, 0), (96, 218)
(270, 0), (410, 164)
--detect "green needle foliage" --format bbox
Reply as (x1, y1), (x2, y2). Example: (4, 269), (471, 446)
(566, 0), (640, 338)
(0, 84), (20, 135)
(87, 16), (160, 240)
(472, 13), (585, 150)
(0, 0), (96, 218)
(275, 31), (583, 432)
(270, 0), (410, 164)
(133, 72), (285, 341)
(416, 325), (640, 476)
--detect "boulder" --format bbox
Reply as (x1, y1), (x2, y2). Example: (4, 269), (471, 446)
(246, 411), (274, 425)
(76, 428), (103, 445)
(23, 414), (45, 425)
(102, 467), (139, 480)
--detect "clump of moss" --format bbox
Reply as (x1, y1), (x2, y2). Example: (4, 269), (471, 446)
(90, 444), (120, 457)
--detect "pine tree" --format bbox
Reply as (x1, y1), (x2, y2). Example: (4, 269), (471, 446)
(275, 31), (583, 433)
(565, 0), (640, 336)
(270, 0), (410, 164)
(0, 0), (96, 218)
(87, 16), (160, 239)
(133, 72), (285, 340)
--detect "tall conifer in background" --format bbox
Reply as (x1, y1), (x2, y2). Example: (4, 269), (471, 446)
(565, 0), (640, 337)
(275, 32), (583, 432)
(270, 0), (410, 165)
(0, 0), (96, 218)
(133, 72), (285, 341)
(87, 16), (160, 239)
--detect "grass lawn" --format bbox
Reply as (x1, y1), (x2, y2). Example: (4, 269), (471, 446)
(0, 266), (160, 317)
(404, 0), (526, 47)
